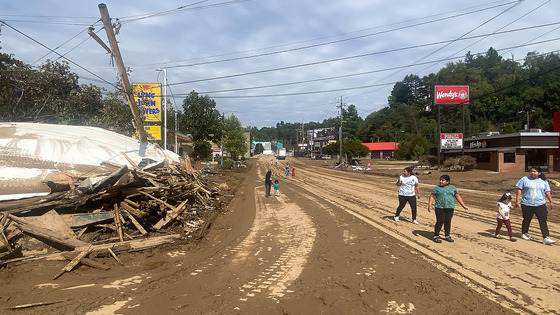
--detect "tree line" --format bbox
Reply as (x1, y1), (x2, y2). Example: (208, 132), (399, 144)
(249, 48), (560, 160)
(2, 48), (560, 161)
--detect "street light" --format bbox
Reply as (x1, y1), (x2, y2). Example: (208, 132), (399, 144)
(156, 68), (167, 149)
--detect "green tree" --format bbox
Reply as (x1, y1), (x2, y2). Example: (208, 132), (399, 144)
(180, 91), (223, 160)
(324, 139), (369, 161)
(224, 114), (248, 160)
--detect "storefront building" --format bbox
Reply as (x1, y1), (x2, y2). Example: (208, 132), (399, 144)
(444, 131), (559, 172)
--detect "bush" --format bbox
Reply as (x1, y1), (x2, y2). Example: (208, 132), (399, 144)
(417, 155), (438, 168)
(220, 159), (234, 169)
(442, 157), (459, 170)
(458, 155), (477, 170)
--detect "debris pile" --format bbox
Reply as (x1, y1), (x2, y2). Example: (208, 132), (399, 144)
(0, 156), (227, 274)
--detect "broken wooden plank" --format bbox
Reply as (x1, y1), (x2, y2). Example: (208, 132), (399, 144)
(153, 199), (190, 230)
(139, 191), (177, 211)
(119, 202), (148, 219)
(24, 210), (78, 239)
(8, 300), (65, 310)
(61, 252), (110, 271)
(113, 204), (123, 242)
(107, 248), (123, 266)
(74, 234), (181, 253)
(123, 198), (140, 208)
(121, 210), (148, 235)
(8, 214), (87, 250)
(52, 245), (92, 280)
(121, 152), (138, 168)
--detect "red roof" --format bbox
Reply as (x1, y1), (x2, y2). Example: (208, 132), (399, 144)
(362, 142), (399, 151)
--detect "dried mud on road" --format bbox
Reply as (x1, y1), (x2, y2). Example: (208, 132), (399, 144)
(2, 156), (559, 314)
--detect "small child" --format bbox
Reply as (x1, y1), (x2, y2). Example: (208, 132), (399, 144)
(291, 167), (295, 177)
(273, 180), (280, 196)
(495, 192), (516, 242)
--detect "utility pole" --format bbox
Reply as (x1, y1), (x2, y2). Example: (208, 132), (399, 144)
(338, 96), (344, 164)
(156, 68), (167, 149)
(98, 3), (147, 142)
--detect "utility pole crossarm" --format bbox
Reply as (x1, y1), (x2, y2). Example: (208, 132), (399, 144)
(98, 3), (147, 142)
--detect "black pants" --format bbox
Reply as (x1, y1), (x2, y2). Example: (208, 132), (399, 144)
(521, 204), (550, 238)
(395, 195), (417, 220)
(265, 181), (272, 197)
(434, 208), (454, 237)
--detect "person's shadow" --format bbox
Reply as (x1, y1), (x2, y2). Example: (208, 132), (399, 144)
(412, 230), (434, 240)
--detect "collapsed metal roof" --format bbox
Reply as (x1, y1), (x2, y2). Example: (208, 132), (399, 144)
(0, 122), (180, 201)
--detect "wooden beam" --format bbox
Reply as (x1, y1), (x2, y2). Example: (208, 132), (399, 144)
(52, 245), (92, 280)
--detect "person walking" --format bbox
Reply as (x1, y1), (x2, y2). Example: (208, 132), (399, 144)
(394, 167), (420, 224)
(515, 166), (556, 245)
(273, 179), (280, 196)
(264, 168), (273, 197)
(495, 192), (516, 242)
(427, 174), (468, 243)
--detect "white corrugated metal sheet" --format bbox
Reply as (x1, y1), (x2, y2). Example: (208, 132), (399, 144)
(0, 122), (180, 201)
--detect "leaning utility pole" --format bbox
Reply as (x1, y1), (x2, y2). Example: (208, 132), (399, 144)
(98, 3), (147, 142)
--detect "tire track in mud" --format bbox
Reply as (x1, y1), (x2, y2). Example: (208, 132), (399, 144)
(286, 158), (560, 315)
(222, 161), (316, 306)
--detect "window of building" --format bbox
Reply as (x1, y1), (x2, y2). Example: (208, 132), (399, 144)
(474, 152), (491, 163)
(504, 152), (515, 163)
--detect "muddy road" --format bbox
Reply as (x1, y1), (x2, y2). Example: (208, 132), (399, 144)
(2, 156), (559, 314)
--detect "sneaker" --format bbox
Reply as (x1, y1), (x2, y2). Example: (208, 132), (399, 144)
(412, 220), (419, 225)
(521, 233), (530, 240)
(494, 234), (501, 238)
(509, 237), (517, 242)
(433, 236), (442, 243)
(444, 236), (454, 242)
(394, 216), (400, 222)
(543, 236), (556, 245)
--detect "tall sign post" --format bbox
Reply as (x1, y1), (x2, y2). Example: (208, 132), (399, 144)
(434, 85), (469, 168)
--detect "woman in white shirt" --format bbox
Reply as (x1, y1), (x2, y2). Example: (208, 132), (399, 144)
(394, 167), (420, 224)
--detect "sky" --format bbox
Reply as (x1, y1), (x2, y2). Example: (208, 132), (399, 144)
(1, 0), (559, 128)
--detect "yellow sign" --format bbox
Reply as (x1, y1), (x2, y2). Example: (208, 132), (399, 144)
(133, 125), (162, 141)
(133, 83), (162, 122)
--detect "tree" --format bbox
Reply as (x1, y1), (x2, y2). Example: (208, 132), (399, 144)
(324, 139), (369, 162)
(224, 114), (248, 160)
(180, 91), (223, 160)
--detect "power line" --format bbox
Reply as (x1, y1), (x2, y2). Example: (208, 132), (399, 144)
(167, 24), (560, 87)
(151, 0), (521, 70)
(0, 19), (115, 87)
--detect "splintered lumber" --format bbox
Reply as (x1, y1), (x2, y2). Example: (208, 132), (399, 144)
(52, 245), (92, 280)
(121, 152), (138, 168)
(107, 248), (123, 266)
(119, 200), (148, 219)
(8, 214), (87, 250)
(74, 234), (181, 254)
(139, 191), (177, 210)
(153, 199), (190, 230)
(8, 300), (65, 310)
(61, 252), (109, 270)
(113, 204), (123, 242)
(121, 210), (148, 235)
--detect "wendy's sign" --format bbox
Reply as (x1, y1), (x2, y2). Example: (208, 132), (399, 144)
(435, 85), (469, 104)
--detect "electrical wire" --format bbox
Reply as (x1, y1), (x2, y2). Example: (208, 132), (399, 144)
(0, 19), (115, 87)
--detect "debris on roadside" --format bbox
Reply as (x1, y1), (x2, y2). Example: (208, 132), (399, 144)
(0, 155), (228, 277)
